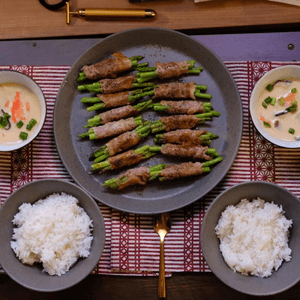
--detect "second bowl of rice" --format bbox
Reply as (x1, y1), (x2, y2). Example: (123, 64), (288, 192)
(201, 181), (300, 296)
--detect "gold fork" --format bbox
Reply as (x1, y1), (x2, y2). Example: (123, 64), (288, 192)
(153, 213), (171, 298)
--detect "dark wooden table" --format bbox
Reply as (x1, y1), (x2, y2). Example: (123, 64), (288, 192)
(1, 272), (300, 300)
(0, 30), (300, 299)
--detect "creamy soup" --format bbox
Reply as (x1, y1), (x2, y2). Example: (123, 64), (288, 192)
(256, 80), (300, 142)
(0, 83), (41, 145)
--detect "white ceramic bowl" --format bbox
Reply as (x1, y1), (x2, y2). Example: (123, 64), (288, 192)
(250, 65), (300, 148)
(0, 70), (46, 151)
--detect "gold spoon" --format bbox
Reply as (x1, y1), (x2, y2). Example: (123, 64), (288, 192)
(153, 213), (171, 298)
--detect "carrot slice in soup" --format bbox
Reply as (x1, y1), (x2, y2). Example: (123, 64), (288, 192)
(26, 101), (30, 112)
(283, 92), (296, 104)
(11, 92), (25, 123)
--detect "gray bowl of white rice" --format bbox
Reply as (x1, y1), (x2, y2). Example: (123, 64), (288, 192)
(201, 181), (300, 296)
(0, 179), (105, 292)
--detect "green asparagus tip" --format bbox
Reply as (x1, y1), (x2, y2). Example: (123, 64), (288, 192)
(81, 97), (102, 104)
(149, 146), (162, 152)
(77, 72), (87, 82)
(78, 132), (90, 138)
(195, 91), (212, 99)
(202, 156), (223, 167)
(87, 103), (105, 111)
(78, 82), (102, 93)
(103, 178), (118, 188)
(135, 145), (150, 154)
(94, 152), (110, 163)
(202, 167), (211, 173)
(130, 55), (144, 61)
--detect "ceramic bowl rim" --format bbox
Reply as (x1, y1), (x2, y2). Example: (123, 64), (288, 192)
(0, 70), (47, 152)
(249, 65), (300, 148)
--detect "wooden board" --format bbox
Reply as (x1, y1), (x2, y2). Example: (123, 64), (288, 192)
(2, 0), (300, 40)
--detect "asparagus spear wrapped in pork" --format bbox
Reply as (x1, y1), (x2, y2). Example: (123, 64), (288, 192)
(77, 53), (145, 82)
(90, 122), (152, 163)
(119, 82), (210, 100)
(82, 88), (154, 111)
(154, 129), (218, 145)
(103, 165), (161, 190)
(91, 145), (154, 172)
(78, 116), (143, 140)
(153, 100), (213, 115)
(152, 82), (210, 100)
(78, 75), (154, 93)
(103, 158), (223, 190)
(136, 60), (203, 82)
(151, 112), (220, 133)
(149, 144), (219, 160)
(84, 100), (152, 128)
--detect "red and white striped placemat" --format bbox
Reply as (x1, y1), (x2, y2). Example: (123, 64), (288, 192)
(1, 61), (300, 276)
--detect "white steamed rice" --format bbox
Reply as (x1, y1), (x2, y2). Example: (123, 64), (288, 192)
(215, 198), (292, 278)
(10, 193), (93, 276)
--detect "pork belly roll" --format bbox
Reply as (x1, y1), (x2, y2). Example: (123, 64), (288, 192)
(78, 117), (143, 140)
(109, 152), (145, 170)
(154, 129), (207, 145)
(116, 167), (151, 190)
(91, 145), (154, 172)
(103, 157), (223, 189)
(151, 112), (220, 133)
(106, 130), (141, 156)
(92, 117), (140, 140)
(159, 162), (204, 181)
(160, 100), (205, 115)
(100, 75), (136, 93)
(100, 91), (132, 108)
(84, 100), (152, 128)
(103, 164), (165, 190)
(82, 90), (153, 112)
(100, 106), (138, 124)
(153, 82), (196, 100)
(154, 61), (190, 79)
(90, 122), (152, 163)
(81, 53), (133, 80)
(78, 76), (155, 93)
(160, 144), (212, 160)
(158, 157), (224, 181)
(162, 115), (200, 131)
(152, 115), (200, 133)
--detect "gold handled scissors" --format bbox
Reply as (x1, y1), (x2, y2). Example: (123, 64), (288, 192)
(39, 0), (156, 25)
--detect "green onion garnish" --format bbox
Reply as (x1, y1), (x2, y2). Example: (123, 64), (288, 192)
(279, 97), (285, 106)
(26, 119), (37, 131)
(266, 84), (273, 92)
(19, 131), (28, 140)
(264, 96), (272, 104)
(0, 112), (11, 128)
(286, 101), (297, 112)
(263, 121), (271, 128)
(291, 88), (297, 93)
(270, 97), (276, 105)
(289, 128), (295, 134)
(262, 102), (268, 109)
(16, 120), (24, 128)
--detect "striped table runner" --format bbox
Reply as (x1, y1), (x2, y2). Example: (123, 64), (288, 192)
(1, 61), (300, 276)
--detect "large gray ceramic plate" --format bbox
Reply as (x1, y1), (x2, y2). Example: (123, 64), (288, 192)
(54, 28), (242, 214)
(201, 181), (300, 296)
(0, 179), (105, 292)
